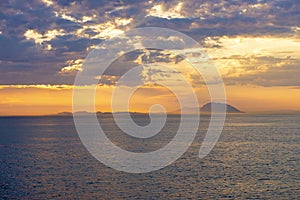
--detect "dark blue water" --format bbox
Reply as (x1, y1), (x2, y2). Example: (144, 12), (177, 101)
(0, 114), (299, 199)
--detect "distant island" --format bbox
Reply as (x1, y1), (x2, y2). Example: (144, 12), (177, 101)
(200, 102), (243, 113)
(171, 102), (243, 114)
(55, 111), (148, 116)
(54, 103), (243, 116)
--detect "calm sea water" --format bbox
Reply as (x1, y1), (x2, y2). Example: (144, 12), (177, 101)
(0, 114), (299, 199)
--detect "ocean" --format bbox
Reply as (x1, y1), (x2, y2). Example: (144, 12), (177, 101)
(0, 114), (299, 199)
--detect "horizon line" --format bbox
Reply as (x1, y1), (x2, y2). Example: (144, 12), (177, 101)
(2, 109), (300, 117)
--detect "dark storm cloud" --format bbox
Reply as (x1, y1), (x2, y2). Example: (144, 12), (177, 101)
(0, 0), (299, 84)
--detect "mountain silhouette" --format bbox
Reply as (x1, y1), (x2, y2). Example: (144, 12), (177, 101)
(200, 102), (243, 113)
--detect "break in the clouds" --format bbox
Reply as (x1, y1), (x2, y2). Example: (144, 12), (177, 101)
(0, 0), (299, 86)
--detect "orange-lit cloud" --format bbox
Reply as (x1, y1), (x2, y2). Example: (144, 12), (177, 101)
(60, 59), (83, 74)
(147, 2), (185, 19)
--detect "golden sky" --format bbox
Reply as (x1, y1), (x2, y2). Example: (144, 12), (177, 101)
(1, 84), (300, 116)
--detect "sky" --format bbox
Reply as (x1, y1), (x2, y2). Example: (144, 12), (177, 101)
(0, 0), (299, 115)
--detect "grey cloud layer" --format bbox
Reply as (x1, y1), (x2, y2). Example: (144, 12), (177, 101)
(0, 0), (299, 85)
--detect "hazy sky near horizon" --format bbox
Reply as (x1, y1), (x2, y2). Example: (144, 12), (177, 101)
(0, 0), (300, 115)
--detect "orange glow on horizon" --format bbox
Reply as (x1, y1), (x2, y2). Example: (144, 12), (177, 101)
(1, 84), (300, 116)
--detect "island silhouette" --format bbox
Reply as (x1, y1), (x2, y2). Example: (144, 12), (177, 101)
(200, 102), (243, 113)
(55, 102), (243, 116)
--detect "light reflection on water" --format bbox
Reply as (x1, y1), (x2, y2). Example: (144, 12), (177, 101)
(0, 114), (299, 199)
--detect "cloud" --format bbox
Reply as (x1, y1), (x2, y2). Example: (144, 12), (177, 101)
(24, 29), (66, 50)
(223, 58), (300, 87)
(41, 0), (53, 7)
(0, 0), (299, 85)
(94, 49), (184, 86)
(0, 35), (37, 61)
(187, 35), (300, 87)
(146, 2), (185, 19)
(0, 84), (73, 90)
(60, 59), (83, 74)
